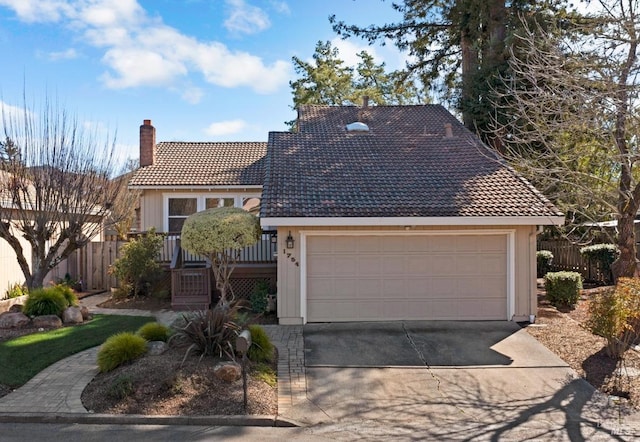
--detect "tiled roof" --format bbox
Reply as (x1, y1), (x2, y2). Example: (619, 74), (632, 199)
(261, 104), (562, 219)
(129, 142), (266, 187)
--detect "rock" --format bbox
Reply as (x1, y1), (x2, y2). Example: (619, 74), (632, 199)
(32, 315), (63, 329)
(79, 306), (91, 320)
(0, 312), (30, 329)
(147, 341), (169, 355)
(213, 362), (241, 382)
(8, 304), (23, 313)
(62, 307), (84, 324)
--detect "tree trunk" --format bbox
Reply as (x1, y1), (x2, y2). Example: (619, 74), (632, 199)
(461, 30), (479, 128)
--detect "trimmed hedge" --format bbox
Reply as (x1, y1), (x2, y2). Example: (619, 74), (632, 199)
(544, 271), (582, 307)
(580, 244), (619, 283)
(536, 250), (554, 278)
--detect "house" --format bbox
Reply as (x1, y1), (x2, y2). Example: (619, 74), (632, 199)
(128, 120), (273, 308)
(128, 120), (266, 233)
(260, 103), (564, 324)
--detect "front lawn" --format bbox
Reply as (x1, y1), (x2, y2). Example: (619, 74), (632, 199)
(0, 314), (154, 387)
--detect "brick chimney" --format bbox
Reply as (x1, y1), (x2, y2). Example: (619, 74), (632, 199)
(139, 119), (156, 167)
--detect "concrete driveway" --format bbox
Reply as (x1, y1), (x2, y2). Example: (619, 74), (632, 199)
(282, 321), (640, 441)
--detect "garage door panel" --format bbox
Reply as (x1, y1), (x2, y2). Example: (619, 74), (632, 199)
(333, 258), (358, 276)
(382, 256), (405, 275)
(358, 256), (382, 275)
(306, 234), (508, 322)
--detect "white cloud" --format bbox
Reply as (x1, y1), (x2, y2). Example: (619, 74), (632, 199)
(0, 0), (290, 94)
(331, 38), (378, 68)
(0, 0), (71, 23)
(47, 48), (78, 61)
(224, 0), (270, 35)
(270, 1), (290, 15)
(181, 87), (204, 104)
(204, 119), (247, 136)
(0, 100), (32, 123)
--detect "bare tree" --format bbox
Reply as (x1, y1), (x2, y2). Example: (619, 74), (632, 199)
(0, 97), (125, 289)
(492, 1), (640, 279)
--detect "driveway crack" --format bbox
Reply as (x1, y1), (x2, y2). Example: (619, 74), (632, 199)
(402, 322), (478, 422)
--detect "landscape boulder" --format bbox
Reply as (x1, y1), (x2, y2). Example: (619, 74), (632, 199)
(33, 315), (63, 329)
(80, 306), (91, 320)
(8, 304), (23, 313)
(213, 362), (241, 382)
(147, 341), (169, 356)
(62, 307), (84, 324)
(0, 312), (30, 329)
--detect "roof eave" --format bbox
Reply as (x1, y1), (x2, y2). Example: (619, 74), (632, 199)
(128, 184), (263, 191)
(260, 216), (565, 228)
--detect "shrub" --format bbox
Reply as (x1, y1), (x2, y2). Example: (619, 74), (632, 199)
(169, 301), (245, 362)
(52, 284), (78, 307)
(252, 362), (276, 387)
(107, 375), (134, 400)
(109, 229), (164, 298)
(246, 324), (274, 363)
(23, 287), (68, 317)
(137, 322), (171, 342)
(4, 282), (27, 299)
(536, 250), (554, 278)
(586, 278), (640, 358)
(250, 281), (270, 314)
(579, 244), (619, 284)
(97, 332), (148, 372)
(544, 271), (582, 307)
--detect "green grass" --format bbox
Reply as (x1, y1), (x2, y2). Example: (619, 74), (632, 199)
(0, 314), (154, 387)
(252, 362), (277, 387)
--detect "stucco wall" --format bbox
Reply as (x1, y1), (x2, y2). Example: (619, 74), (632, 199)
(275, 224), (537, 325)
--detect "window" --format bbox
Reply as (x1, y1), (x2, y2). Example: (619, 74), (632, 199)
(164, 193), (261, 232)
(205, 197), (235, 209)
(168, 198), (197, 232)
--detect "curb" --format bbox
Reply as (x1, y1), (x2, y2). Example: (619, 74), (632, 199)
(0, 412), (300, 427)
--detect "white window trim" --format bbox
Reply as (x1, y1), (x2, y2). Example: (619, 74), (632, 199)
(162, 192), (261, 232)
(299, 229), (516, 324)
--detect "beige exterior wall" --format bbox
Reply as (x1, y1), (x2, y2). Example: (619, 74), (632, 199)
(275, 224), (537, 325)
(139, 188), (262, 232)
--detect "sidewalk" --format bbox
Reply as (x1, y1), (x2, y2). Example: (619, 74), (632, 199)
(0, 292), (304, 426)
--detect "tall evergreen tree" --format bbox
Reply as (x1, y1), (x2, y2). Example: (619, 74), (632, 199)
(330, 0), (569, 145)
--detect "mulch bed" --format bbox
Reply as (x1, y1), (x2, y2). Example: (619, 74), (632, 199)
(526, 284), (640, 407)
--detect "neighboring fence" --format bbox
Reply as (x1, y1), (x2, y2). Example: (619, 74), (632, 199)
(537, 240), (613, 284)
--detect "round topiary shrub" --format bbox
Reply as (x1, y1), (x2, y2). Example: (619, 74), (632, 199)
(544, 271), (583, 307)
(247, 324), (274, 363)
(137, 321), (171, 342)
(536, 250), (553, 278)
(97, 332), (148, 372)
(23, 287), (68, 317)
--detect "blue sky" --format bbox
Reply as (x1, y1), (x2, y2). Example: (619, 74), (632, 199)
(0, 0), (408, 162)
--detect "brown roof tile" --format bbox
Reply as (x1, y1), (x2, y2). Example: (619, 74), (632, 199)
(129, 142), (266, 187)
(261, 105), (562, 219)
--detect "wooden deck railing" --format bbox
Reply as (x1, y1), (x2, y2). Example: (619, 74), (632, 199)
(130, 230), (278, 265)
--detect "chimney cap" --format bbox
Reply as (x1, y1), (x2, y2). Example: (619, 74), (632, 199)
(143, 119), (152, 126)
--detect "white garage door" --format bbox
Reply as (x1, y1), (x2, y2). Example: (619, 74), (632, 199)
(306, 234), (508, 322)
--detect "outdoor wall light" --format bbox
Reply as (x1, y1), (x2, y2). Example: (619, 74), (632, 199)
(270, 234), (278, 244)
(286, 231), (295, 249)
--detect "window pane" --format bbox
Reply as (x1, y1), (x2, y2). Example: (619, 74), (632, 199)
(205, 197), (235, 208)
(168, 218), (186, 232)
(169, 198), (197, 216)
(205, 198), (219, 210)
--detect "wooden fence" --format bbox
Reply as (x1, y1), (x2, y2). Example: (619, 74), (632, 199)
(537, 240), (613, 284)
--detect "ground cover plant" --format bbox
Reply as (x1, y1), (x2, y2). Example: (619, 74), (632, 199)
(0, 314), (154, 387)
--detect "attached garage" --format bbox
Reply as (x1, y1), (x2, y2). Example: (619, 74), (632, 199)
(303, 232), (511, 322)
